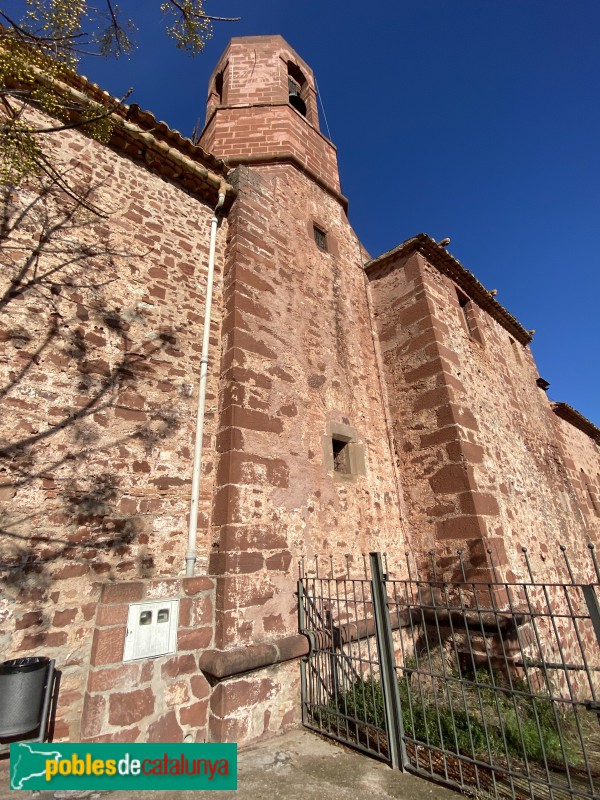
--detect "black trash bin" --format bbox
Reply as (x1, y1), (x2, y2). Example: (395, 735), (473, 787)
(0, 657), (53, 739)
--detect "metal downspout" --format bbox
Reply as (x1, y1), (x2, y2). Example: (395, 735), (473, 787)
(185, 186), (227, 577)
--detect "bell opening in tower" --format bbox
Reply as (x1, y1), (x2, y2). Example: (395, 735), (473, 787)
(287, 62), (308, 117)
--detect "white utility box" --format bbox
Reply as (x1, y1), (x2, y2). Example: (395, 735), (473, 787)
(123, 599), (179, 662)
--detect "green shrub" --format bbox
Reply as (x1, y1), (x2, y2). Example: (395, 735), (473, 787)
(331, 668), (573, 770)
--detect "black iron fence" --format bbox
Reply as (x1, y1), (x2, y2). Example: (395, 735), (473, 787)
(299, 547), (600, 800)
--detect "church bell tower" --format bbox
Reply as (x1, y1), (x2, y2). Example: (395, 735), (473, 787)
(198, 35), (342, 198)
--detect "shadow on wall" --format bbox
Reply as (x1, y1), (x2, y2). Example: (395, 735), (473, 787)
(0, 175), (184, 634)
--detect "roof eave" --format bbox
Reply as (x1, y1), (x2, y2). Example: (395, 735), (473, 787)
(551, 402), (600, 445)
(3, 43), (235, 206)
(365, 233), (532, 346)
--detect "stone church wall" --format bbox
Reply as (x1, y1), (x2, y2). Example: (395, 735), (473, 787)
(0, 107), (228, 741)
(551, 413), (600, 547)
(2, 34), (599, 753)
(204, 160), (407, 740)
(367, 247), (596, 581)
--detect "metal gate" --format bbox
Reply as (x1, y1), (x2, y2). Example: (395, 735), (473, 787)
(299, 548), (600, 800)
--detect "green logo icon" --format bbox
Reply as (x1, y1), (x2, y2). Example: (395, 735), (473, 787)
(10, 742), (237, 790)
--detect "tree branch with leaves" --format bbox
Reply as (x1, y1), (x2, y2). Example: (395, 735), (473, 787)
(0, 0), (239, 187)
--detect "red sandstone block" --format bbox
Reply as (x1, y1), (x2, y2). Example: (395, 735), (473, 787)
(485, 537), (509, 567)
(436, 515), (486, 541)
(101, 582), (144, 604)
(232, 330), (276, 360)
(436, 403), (479, 431)
(263, 614), (285, 634)
(215, 575), (274, 612)
(221, 405), (284, 434)
(52, 719), (71, 741)
(446, 440), (485, 464)
(79, 358), (112, 378)
(220, 381), (246, 410)
(276, 634), (310, 662)
(420, 427), (457, 448)
(219, 524), (289, 553)
(177, 626), (213, 651)
(80, 693), (107, 739)
(214, 612), (254, 650)
(268, 365), (293, 383)
(212, 485), (242, 526)
(147, 710), (183, 743)
(52, 608), (78, 627)
(221, 364), (273, 390)
(209, 551), (264, 575)
(161, 653), (197, 679)
(429, 464), (473, 495)
(108, 687), (154, 726)
(119, 498), (137, 515)
(15, 610), (45, 630)
(282, 708), (298, 729)
(86, 727), (141, 743)
(179, 595), (213, 627)
(279, 402), (297, 417)
(150, 475), (189, 490)
(220, 345), (247, 373)
(179, 699), (208, 728)
(403, 358), (445, 383)
(18, 631), (67, 650)
(398, 298), (432, 327)
(426, 501), (456, 517)
(56, 689), (83, 709)
(87, 663), (141, 693)
(191, 674), (211, 700)
(210, 677), (276, 718)
(90, 627), (126, 666)
(444, 373), (467, 394)
(265, 551), (292, 572)
(459, 492), (500, 517)
(51, 563), (88, 579)
(141, 660), (154, 683)
(229, 264), (275, 295)
(436, 344), (461, 366)
(209, 714), (248, 744)
(95, 603), (128, 627)
(413, 386), (454, 413)
(182, 576), (215, 595)
(402, 328), (439, 356)
(217, 450), (289, 489)
(230, 293), (272, 320)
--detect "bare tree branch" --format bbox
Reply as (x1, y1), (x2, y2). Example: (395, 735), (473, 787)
(165, 0), (240, 22)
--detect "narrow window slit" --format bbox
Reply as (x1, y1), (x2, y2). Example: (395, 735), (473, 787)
(313, 225), (328, 252)
(332, 438), (351, 474)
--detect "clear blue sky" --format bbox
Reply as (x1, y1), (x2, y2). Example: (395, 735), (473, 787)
(16, 1), (600, 424)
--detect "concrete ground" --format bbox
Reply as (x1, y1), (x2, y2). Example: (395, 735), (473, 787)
(1, 727), (461, 799)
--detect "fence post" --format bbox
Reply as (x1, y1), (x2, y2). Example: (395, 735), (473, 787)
(297, 579), (309, 725)
(370, 552), (406, 770)
(582, 585), (600, 650)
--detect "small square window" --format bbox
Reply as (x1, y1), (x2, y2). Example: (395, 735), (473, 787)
(313, 225), (328, 252)
(332, 438), (351, 474)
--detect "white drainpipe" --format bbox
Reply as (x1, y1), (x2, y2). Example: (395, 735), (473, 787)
(185, 187), (227, 577)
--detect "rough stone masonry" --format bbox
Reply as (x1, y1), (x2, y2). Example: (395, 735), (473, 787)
(0, 35), (599, 748)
